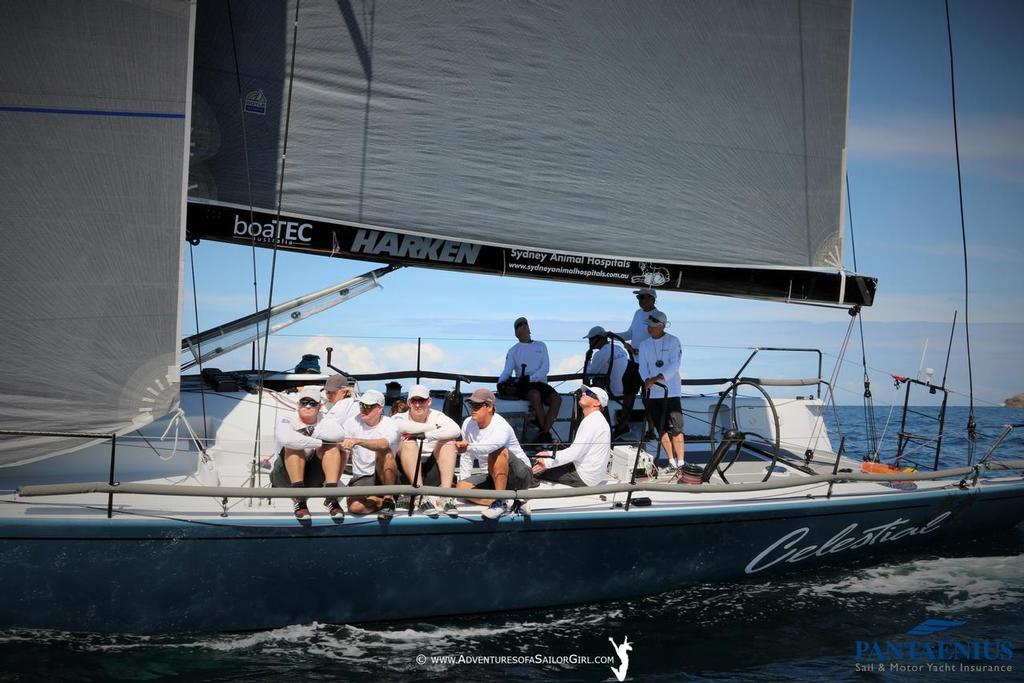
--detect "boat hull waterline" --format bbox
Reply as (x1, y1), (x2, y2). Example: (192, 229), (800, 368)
(2, 481), (1022, 633)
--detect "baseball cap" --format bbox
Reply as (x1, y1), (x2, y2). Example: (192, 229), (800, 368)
(513, 316), (529, 330)
(632, 288), (657, 299)
(324, 374), (350, 392)
(646, 310), (668, 326)
(358, 389), (385, 406)
(408, 384), (430, 400)
(469, 388), (496, 404)
(298, 386), (321, 403)
(583, 325), (607, 339)
(584, 385), (609, 407)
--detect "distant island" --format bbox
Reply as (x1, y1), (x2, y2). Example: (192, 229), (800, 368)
(1005, 393), (1024, 407)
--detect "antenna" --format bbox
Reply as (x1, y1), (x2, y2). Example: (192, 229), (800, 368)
(915, 338), (929, 382)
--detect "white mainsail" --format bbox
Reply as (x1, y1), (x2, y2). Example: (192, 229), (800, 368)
(0, 0), (194, 465)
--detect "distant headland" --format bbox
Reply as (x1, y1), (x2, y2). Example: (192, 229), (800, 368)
(1005, 393), (1024, 407)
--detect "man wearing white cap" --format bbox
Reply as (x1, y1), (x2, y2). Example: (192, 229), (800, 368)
(611, 288), (664, 438)
(533, 385), (611, 487)
(497, 316), (561, 443)
(455, 388), (533, 520)
(636, 310), (685, 470)
(583, 326), (628, 398)
(392, 384), (462, 517)
(341, 389), (401, 520)
(274, 385), (347, 520)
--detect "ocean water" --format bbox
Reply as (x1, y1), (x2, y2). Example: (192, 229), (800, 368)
(1, 406), (1021, 682)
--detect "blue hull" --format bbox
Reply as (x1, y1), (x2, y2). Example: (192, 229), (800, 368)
(2, 482), (1022, 633)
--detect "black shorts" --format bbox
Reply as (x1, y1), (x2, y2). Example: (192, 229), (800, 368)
(537, 463), (587, 487)
(464, 454), (535, 490)
(642, 396), (684, 436)
(518, 381), (557, 402)
(622, 360), (642, 396)
(349, 472), (387, 487)
(270, 448), (325, 488)
(397, 457), (442, 487)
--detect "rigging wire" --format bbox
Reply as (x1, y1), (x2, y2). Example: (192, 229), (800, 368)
(846, 174), (878, 457)
(252, 0), (304, 486)
(188, 243), (209, 445)
(225, 0), (262, 370)
(943, 0), (977, 461)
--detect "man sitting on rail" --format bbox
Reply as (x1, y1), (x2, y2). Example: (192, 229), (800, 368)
(274, 385), (347, 520)
(497, 316), (562, 444)
(455, 388), (534, 520)
(393, 384), (462, 517)
(341, 389), (401, 521)
(533, 385), (611, 487)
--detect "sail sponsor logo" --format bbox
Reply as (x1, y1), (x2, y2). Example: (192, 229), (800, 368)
(350, 229), (481, 264)
(744, 511), (952, 574)
(233, 215), (312, 244)
(244, 89), (267, 115)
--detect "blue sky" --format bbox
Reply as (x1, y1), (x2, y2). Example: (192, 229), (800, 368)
(184, 0), (1023, 407)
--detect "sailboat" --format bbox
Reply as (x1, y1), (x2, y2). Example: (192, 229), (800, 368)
(1, 0), (1021, 634)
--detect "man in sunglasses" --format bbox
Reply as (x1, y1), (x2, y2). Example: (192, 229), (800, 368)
(611, 288), (664, 439)
(637, 310), (685, 472)
(340, 389), (401, 521)
(455, 388), (533, 519)
(393, 384), (462, 517)
(274, 385), (347, 520)
(533, 385), (611, 487)
(497, 317), (561, 444)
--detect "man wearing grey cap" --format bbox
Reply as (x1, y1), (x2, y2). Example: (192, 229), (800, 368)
(583, 325), (628, 398)
(455, 388), (533, 519)
(323, 374), (358, 430)
(637, 310), (685, 471)
(497, 317), (561, 443)
(341, 389), (401, 521)
(611, 288), (664, 438)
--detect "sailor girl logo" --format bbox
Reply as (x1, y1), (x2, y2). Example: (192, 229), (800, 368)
(745, 512), (952, 574)
(244, 89), (267, 115)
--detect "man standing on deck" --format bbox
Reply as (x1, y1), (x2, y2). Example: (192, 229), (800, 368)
(455, 388), (534, 520)
(341, 389), (401, 521)
(636, 311), (685, 471)
(497, 317), (562, 444)
(611, 288), (664, 439)
(274, 385), (347, 520)
(533, 385), (611, 487)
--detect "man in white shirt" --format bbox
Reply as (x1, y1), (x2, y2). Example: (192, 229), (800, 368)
(323, 373), (358, 429)
(341, 389), (401, 520)
(583, 326), (627, 398)
(636, 310), (685, 470)
(273, 385), (347, 520)
(497, 317), (562, 443)
(533, 385), (611, 487)
(393, 384), (462, 517)
(612, 288), (664, 439)
(455, 388), (533, 520)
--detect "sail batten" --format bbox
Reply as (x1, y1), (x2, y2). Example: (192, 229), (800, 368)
(188, 0), (870, 303)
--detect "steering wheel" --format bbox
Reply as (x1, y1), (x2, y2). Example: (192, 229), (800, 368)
(707, 379), (781, 483)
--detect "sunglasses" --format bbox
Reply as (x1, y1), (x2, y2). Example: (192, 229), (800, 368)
(409, 396), (430, 405)
(299, 398), (319, 408)
(581, 388), (598, 400)
(467, 401), (489, 411)
(359, 403), (379, 413)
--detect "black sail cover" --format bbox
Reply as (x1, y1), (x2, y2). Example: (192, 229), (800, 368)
(188, 0), (875, 306)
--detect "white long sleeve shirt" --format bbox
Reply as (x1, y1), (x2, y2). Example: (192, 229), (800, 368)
(275, 413), (326, 452)
(637, 332), (682, 398)
(614, 306), (664, 350)
(342, 414), (401, 477)
(324, 396), (358, 430)
(458, 413), (529, 480)
(547, 410), (611, 486)
(498, 340), (550, 383)
(585, 342), (628, 396)
(392, 409), (462, 454)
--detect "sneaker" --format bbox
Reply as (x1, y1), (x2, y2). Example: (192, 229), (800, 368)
(418, 497), (440, 518)
(514, 500), (532, 516)
(293, 499), (311, 520)
(481, 500), (509, 520)
(442, 498), (459, 517)
(378, 497), (396, 521)
(325, 498), (345, 520)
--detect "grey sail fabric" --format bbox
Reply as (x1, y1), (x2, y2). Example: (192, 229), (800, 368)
(191, 0), (851, 270)
(0, 0), (193, 465)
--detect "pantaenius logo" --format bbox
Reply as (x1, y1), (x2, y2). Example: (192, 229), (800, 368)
(244, 89), (267, 115)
